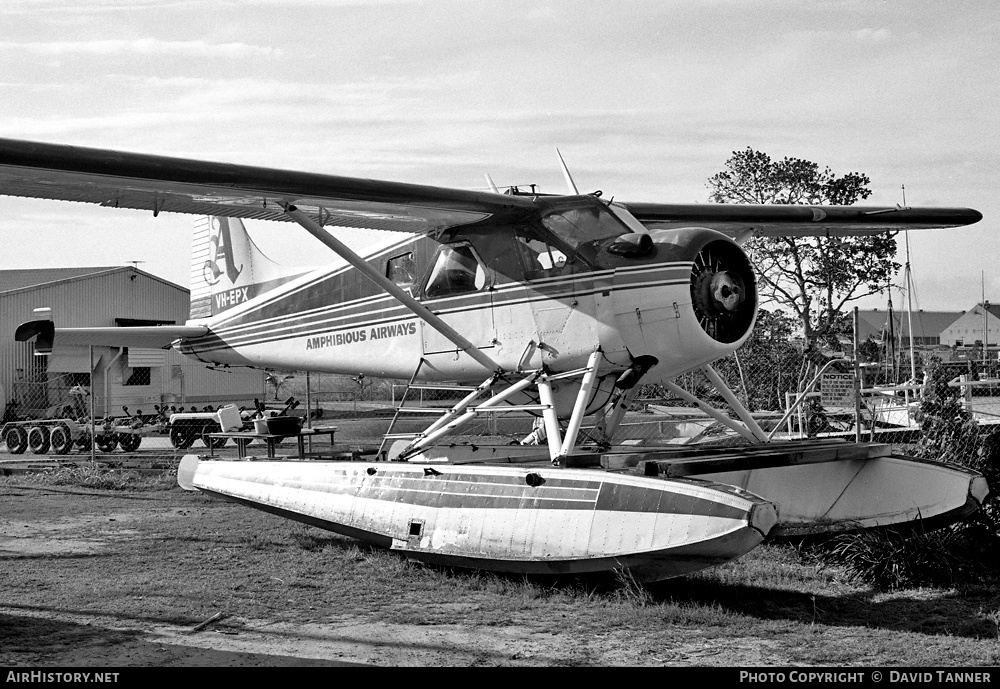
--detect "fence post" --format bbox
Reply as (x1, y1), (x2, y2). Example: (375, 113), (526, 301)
(89, 345), (96, 465)
(854, 307), (862, 443)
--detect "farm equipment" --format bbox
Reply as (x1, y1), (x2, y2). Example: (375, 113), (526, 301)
(2, 409), (158, 455)
(2, 389), (298, 455)
(166, 403), (243, 449)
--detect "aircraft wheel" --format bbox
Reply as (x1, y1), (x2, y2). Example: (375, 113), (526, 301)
(28, 426), (51, 455)
(50, 425), (74, 455)
(118, 433), (142, 452)
(95, 434), (118, 453)
(5, 427), (28, 454)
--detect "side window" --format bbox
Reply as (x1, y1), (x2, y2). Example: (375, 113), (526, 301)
(515, 229), (571, 280)
(424, 244), (487, 299)
(386, 252), (416, 294)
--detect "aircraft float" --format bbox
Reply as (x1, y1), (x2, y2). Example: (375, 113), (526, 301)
(0, 138), (988, 582)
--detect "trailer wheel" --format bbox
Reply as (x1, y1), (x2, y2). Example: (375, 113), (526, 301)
(118, 433), (142, 452)
(95, 434), (118, 453)
(5, 427), (27, 454)
(76, 434), (92, 451)
(50, 425), (74, 455)
(28, 426), (51, 454)
(200, 422), (227, 448)
(170, 422), (196, 449)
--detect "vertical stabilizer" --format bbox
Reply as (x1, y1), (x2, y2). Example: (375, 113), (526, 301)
(190, 216), (304, 319)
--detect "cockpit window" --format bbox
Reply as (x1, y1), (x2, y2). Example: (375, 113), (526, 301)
(423, 243), (487, 299)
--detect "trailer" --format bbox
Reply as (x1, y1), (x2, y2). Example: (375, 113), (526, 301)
(1, 403), (249, 455)
(2, 395), (294, 455)
(165, 403), (243, 449)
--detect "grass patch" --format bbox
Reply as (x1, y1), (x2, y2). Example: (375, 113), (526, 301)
(811, 511), (1000, 592)
(6, 472), (1000, 665)
(1, 464), (176, 491)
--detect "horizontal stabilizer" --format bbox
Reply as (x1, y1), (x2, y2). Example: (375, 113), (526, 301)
(15, 320), (208, 352)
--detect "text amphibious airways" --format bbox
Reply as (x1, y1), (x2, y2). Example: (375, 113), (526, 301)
(305, 322), (417, 350)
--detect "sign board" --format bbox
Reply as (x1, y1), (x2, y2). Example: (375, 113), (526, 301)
(820, 373), (856, 407)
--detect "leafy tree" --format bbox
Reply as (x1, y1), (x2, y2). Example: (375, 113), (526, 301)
(265, 371), (295, 401)
(707, 148), (899, 344)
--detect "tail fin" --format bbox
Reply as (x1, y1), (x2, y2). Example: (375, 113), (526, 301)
(189, 216), (304, 319)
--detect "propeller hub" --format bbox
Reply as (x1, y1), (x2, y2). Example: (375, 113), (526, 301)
(690, 240), (756, 344)
(710, 271), (745, 312)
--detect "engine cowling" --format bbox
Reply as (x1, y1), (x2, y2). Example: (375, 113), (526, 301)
(608, 228), (758, 383)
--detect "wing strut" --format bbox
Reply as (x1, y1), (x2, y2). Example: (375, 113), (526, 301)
(281, 203), (502, 373)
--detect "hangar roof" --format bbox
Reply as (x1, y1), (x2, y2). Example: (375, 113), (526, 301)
(0, 266), (184, 296)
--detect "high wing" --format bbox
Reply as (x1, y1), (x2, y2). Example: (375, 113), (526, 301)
(0, 138), (535, 234)
(0, 138), (982, 238)
(621, 201), (982, 237)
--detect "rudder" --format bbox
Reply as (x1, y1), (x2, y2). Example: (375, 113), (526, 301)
(190, 216), (304, 319)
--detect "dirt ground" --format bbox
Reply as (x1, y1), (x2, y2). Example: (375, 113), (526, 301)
(6, 472), (999, 668)
(0, 481), (674, 667)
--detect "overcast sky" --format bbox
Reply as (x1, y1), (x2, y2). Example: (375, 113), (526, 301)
(1, 0), (997, 313)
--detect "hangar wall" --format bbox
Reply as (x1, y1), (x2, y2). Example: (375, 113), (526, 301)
(1, 266), (263, 420)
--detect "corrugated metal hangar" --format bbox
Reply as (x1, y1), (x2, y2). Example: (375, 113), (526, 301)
(1, 266), (264, 421)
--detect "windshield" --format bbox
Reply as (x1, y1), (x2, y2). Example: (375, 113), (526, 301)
(540, 202), (632, 264)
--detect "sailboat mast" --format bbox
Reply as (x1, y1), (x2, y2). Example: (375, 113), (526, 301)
(886, 278), (898, 382)
(983, 272), (989, 368)
(902, 185), (917, 385)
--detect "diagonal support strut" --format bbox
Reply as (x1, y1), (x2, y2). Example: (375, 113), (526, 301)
(282, 202), (501, 374)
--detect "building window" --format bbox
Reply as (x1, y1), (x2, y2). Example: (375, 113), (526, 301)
(123, 367), (151, 386)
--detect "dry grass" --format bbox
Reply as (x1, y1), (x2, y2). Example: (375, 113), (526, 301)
(2, 464), (176, 491)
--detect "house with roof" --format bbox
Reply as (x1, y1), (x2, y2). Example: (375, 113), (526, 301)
(939, 303), (1000, 347)
(854, 308), (964, 348)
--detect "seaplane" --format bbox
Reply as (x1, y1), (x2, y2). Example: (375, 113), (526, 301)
(0, 137), (989, 582)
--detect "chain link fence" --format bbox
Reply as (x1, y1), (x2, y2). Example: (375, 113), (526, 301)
(2, 371), (91, 423)
(628, 336), (1000, 487)
(5, 330), (999, 481)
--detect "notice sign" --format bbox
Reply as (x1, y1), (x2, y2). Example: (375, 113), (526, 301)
(821, 373), (856, 407)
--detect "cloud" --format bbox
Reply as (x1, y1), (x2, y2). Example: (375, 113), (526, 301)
(0, 38), (281, 58)
(853, 27), (892, 42)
